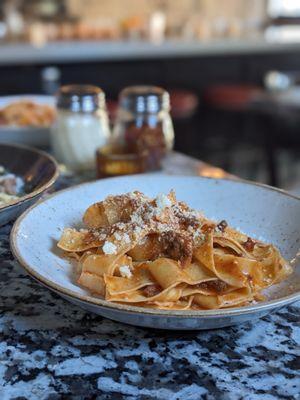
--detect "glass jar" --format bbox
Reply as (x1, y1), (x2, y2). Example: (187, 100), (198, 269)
(96, 145), (147, 178)
(112, 86), (174, 170)
(51, 84), (110, 171)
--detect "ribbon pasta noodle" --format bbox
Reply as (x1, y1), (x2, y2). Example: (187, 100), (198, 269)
(58, 191), (293, 310)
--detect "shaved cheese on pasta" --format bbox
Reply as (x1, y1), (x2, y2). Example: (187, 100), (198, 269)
(58, 190), (293, 311)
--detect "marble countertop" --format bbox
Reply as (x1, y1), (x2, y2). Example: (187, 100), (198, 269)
(0, 153), (299, 399)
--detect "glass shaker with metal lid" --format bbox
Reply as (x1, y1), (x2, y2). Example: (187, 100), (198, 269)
(112, 86), (174, 170)
(51, 84), (110, 171)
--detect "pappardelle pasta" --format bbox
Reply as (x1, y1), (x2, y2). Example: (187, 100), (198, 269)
(58, 191), (293, 310)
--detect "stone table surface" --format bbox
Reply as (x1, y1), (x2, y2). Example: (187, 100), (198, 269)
(0, 152), (299, 400)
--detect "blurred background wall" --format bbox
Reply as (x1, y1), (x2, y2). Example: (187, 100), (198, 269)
(0, 0), (299, 193)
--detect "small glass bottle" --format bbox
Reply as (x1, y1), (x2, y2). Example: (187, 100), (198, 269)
(112, 86), (174, 170)
(51, 84), (110, 171)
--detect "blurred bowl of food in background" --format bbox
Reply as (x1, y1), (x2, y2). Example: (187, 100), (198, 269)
(0, 95), (55, 147)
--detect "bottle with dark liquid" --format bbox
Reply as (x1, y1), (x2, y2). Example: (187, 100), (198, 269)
(112, 86), (174, 170)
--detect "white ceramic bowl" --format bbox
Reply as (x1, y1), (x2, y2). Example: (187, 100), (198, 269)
(10, 175), (300, 330)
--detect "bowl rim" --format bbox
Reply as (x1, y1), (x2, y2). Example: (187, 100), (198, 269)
(0, 142), (59, 210)
(10, 174), (300, 318)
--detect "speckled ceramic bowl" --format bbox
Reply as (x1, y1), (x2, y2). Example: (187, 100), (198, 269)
(0, 143), (59, 226)
(10, 175), (300, 330)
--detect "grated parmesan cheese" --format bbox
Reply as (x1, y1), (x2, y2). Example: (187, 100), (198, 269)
(155, 193), (172, 209)
(131, 213), (143, 225)
(123, 233), (130, 243)
(193, 230), (205, 241)
(102, 241), (117, 255)
(119, 265), (132, 278)
(114, 232), (122, 241)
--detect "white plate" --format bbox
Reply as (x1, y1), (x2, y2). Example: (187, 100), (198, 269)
(10, 175), (300, 330)
(0, 95), (55, 147)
